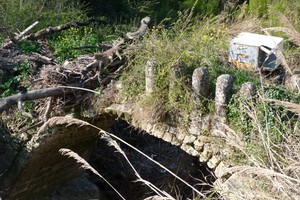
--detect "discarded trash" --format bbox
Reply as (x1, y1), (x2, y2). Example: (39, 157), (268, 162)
(229, 32), (284, 70)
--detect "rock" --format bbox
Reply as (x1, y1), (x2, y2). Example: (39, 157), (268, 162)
(192, 67), (210, 101)
(290, 74), (300, 92)
(199, 145), (213, 162)
(193, 139), (204, 152)
(181, 144), (199, 156)
(214, 161), (229, 178)
(239, 82), (257, 99)
(183, 135), (197, 144)
(50, 173), (105, 200)
(145, 58), (157, 95)
(215, 74), (234, 119)
(162, 131), (173, 143)
(207, 155), (221, 169)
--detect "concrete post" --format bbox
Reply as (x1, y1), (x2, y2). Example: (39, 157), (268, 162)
(192, 68), (209, 102)
(239, 82), (257, 100)
(169, 62), (185, 102)
(145, 58), (157, 95)
(215, 74), (234, 119)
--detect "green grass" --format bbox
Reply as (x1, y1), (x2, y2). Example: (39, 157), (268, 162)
(120, 13), (262, 124)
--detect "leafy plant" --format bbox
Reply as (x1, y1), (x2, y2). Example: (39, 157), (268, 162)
(0, 60), (30, 97)
(18, 40), (39, 53)
(0, 0), (86, 34)
(248, 0), (269, 18)
(50, 26), (99, 62)
(120, 14), (230, 124)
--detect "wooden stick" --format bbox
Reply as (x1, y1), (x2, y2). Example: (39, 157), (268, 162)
(1, 21), (39, 48)
(0, 87), (72, 113)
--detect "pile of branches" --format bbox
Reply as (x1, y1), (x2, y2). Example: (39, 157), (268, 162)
(0, 17), (151, 118)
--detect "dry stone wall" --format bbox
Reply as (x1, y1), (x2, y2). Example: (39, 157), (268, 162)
(0, 114), (116, 200)
(106, 62), (258, 179)
(0, 59), (259, 199)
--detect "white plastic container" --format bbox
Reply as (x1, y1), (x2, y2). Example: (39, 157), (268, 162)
(229, 32), (284, 70)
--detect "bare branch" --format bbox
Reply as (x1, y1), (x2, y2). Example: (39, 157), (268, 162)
(0, 87), (72, 113)
(27, 18), (107, 40)
(126, 16), (151, 39)
(1, 21), (39, 48)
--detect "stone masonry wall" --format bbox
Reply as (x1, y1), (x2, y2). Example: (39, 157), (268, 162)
(1, 114), (116, 200)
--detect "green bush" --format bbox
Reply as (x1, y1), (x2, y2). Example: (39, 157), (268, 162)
(50, 26), (99, 62)
(179, 0), (222, 16)
(18, 40), (40, 53)
(0, 60), (30, 97)
(229, 84), (300, 145)
(120, 14), (229, 121)
(248, 0), (269, 18)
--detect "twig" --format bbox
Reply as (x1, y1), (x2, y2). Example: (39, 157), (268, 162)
(1, 21), (39, 48)
(0, 87), (73, 113)
(27, 18), (107, 40)
(17, 100), (33, 118)
(43, 97), (52, 122)
(16, 21), (39, 40)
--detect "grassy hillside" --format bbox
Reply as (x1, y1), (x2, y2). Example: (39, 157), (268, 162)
(0, 0), (299, 199)
(119, 1), (300, 199)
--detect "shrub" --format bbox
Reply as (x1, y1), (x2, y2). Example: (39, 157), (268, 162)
(248, 0), (269, 18)
(0, 0), (86, 34)
(18, 40), (40, 53)
(120, 14), (231, 123)
(50, 26), (99, 62)
(0, 60), (30, 97)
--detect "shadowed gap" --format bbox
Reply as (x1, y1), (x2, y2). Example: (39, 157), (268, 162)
(89, 119), (216, 200)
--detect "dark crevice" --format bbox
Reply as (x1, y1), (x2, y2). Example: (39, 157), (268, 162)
(89, 119), (216, 200)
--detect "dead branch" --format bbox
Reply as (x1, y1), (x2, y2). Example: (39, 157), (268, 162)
(0, 53), (53, 71)
(0, 16), (149, 115)
(1, 21), (39, 48)
(27, 18), (107, 40)
(43, 97), (53, 122)
(126, 16), (150, 39)
(15, 21), (39, 41)
(81, 38), (125, 78)
(18, 100), (33, 118)
(0, 87), (73, 113)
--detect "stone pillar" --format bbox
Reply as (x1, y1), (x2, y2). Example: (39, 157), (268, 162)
(145, 58), (157, 95)
(239, 82), (257, 100)
(192, 68), (209, 102)
(169, 62), (185, 102)
(215, 74), (234, 119)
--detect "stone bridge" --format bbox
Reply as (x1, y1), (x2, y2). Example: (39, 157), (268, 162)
(0, 61), (257, 199)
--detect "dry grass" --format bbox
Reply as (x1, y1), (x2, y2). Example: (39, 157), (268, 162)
(228, 18), (262, 38)
(264, 12), (300, 46)
(59, 148), (126, 200)
(216, 98), (300, 200)
(262, 98), (300, 115)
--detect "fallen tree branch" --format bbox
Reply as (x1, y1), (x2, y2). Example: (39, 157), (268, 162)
(0, 87), (72, 113)
(126, 16), (150, 39)
(1, 21), (39, 48)
(27, 18), (107, 40)
(18, 100), (33, 118)
(43, 97), (53, 122)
